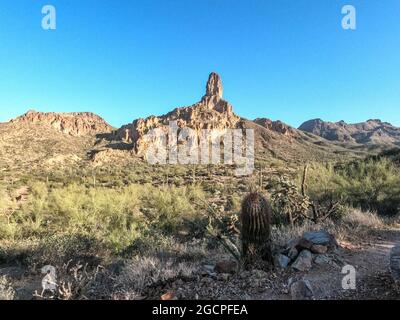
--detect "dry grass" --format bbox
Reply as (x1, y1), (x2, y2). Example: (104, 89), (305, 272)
(272, 208), (392, 248)
(0, 276), (15, 300)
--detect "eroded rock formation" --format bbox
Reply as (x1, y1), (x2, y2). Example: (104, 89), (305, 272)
(11, 110), (114, 136)
(117, 72), (240, 157)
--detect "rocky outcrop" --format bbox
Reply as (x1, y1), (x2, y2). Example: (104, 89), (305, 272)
(254, 118), (296, 136)
(116, 72), (240, 157)
(299, 118), (400, 147)
(10, 110), (114, 136)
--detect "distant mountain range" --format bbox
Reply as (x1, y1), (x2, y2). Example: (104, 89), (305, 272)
(1, 72), (399, 171)
(298, 118), (400, 150)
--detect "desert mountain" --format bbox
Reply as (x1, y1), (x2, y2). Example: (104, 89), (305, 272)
(10, 110), (114, 136)
(1, 73), (379, 172)
(0, 111), (114, 171)
(102, 73), (355, 165)
(115, 73), (240, 157)
(299, 118), (400, 149)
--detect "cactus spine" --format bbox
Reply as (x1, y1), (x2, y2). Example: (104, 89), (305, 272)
(240, 192), (273, 267)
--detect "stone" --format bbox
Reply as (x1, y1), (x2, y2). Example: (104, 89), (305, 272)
(295, 238), (313, 251)
(289, 279), (314, 300)
(274, 254), (291, 269)
(310, 244), (328, 254)
(214, 260), (238, 274)
(203, 264), (215, 273)
(303, 230), (337, 248)
(287, 247), (299, 260)
(218, 273), (231, 281)
(313, 254), (340, 269)
(292, 250), (313, 272)
(390, 243), (400, 283)
(161, 291), (177, 300)
(286, 237), (301, 250)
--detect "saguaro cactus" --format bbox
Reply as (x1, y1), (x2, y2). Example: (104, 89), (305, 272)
(240, 192), (273, 268)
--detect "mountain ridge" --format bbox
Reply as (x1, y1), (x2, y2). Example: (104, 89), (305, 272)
(2, 72), (399, 171)
(299, 118), (400, 148)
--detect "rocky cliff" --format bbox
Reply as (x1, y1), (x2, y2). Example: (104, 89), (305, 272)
(10, 110), (114, 136)
(116, 72), (240, 156)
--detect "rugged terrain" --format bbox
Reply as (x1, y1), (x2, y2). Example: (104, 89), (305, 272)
(0, 72), (399, 301)
(0, 73), (365, 174)
(299, 118), (400, 151)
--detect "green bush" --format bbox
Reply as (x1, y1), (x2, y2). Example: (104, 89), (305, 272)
(143, 185), (205, 233)
(305, 157), (400, 216)
(33, 233), (103, 266)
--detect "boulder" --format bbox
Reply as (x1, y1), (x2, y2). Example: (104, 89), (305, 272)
(292, 250), (313, 272)
(314, 254), (339, 268)
(295, 238), (313, 251)
(286, 237), (301, 250)
(287, 247), (299, 260)
(289, 279), (314, 300)
(310, 244), (328, 254)
(303, 230), (337, 248)
(214, 260), (238, 274)
(274, 254), (291, 269)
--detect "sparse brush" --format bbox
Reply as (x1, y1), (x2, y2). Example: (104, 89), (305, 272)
(0, 276), (15, 300)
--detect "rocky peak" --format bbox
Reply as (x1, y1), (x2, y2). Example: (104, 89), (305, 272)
(115, 72), (240, 156)
(10, 110), (114, 136)
(204, 72), (223, 99)
(254, 118), (296, 136)
(200, 72), (227, 111)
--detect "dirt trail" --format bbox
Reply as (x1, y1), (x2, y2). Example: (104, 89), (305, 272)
(297, 226), (400, 300)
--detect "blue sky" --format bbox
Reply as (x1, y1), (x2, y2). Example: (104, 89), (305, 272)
(0, 0), (399, 128)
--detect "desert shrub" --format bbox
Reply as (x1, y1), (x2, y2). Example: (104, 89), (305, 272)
(1, 182), (207, 257)
(143, 185), (205, 233)
(305, 158), (400, 216)
(270, 176), (311, 225)
(114, 254), (197, 299)
(32, 233), (104, 266)
(0, 187), (15, 219)
(339, 208), (386, 239)
(0, 276), (15, 300)
(271, 218), (339, 248)
(120, 231), (177, 258)
(17, 183), (147, 253)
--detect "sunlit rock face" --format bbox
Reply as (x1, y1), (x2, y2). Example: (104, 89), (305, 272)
(10, 110), (114, 136)
(116, 72), (241, 158)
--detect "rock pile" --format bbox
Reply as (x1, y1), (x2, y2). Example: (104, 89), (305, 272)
(275, 230), (338, 272)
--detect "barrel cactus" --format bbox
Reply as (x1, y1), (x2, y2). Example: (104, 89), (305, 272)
(240, 192), (273, 268)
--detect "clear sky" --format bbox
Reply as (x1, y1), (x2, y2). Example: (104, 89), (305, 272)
(0, 0), (399, 128)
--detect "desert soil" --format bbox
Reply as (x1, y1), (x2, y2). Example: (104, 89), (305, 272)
(2, 225), (399, 300)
